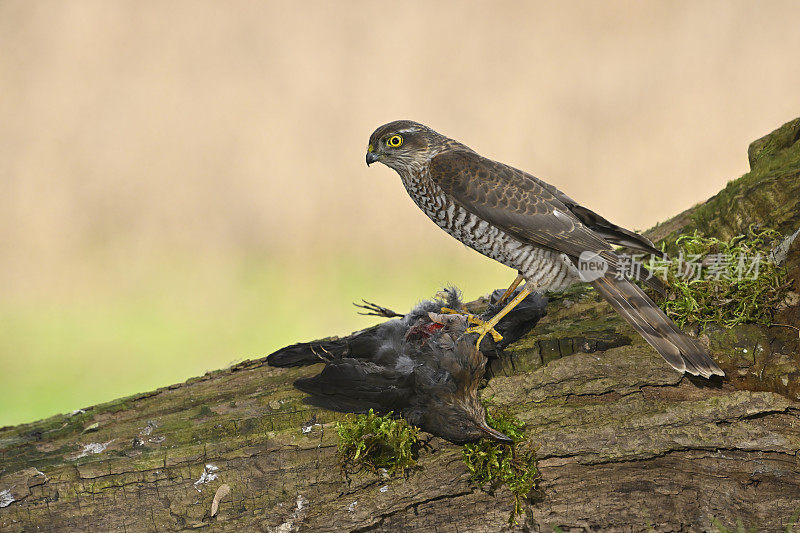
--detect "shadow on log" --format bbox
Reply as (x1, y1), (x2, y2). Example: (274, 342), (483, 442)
(2, 118), (800, 532)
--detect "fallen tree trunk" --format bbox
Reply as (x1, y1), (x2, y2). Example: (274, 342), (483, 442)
(2, 118), (800, 532)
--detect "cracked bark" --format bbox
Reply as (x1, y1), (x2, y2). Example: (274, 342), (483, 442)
(2, 118), (800, 532)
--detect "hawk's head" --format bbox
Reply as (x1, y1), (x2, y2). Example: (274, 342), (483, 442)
(366, 120), (443, 171)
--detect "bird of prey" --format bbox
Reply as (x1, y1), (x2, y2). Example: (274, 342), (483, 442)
(366, 120), (724, 379)
(267, 288), (548, 443)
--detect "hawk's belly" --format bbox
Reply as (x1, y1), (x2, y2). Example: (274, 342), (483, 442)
(401, 173), (580, 291)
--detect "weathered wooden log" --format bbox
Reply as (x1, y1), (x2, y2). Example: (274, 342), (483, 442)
(2, 118), (800, 532)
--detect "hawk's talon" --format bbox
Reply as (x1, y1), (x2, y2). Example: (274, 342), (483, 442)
(440, 308), (503, 346)
(465, 315), (482, 326)
(466, 315), (502, 342)
(465, 320), (504, 345)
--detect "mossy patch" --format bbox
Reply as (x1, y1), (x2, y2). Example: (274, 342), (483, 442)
(747, 117), (800, 175)
(462, 407), (539, 525)
(660, 227), (789, 329)
(335, 409), (419, 475)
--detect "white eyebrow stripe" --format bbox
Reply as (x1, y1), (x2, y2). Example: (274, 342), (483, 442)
(395, 128), (418, 135)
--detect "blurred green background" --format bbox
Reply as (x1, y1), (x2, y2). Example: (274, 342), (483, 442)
(2, 1), (800, 427)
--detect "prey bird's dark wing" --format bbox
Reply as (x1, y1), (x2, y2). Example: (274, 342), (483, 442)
(294, 359), (413, 414)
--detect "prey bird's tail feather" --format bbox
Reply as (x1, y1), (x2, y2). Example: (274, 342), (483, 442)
(591, 276), (724, 378)
(266, 339), (349, 367)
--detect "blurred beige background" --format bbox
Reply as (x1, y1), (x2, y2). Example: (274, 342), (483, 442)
(1, 0), (799, 426)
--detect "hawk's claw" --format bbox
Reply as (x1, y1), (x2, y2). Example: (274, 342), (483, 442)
(465, 318), (504, 347)
(439, 307), (503, 347)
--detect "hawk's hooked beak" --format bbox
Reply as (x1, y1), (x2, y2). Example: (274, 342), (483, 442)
(366, 150), (379, 166)
(478, 421), (513, 443)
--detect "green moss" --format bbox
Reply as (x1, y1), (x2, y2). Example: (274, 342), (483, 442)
(660, 227), (789, 329)
(747, 117), (800, 174)
(709, 517), (756, 533)
(195, 405), (213, 418)
(462, 407), (539, 525)
(335, 410), (420, 475)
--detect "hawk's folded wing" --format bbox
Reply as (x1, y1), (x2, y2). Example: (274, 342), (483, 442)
(429, 150), (620, 270)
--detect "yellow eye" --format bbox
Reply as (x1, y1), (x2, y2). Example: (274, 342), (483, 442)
(387, 134), (403, 148)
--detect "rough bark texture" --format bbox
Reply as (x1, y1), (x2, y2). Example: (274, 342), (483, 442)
(2, 118), (800, 532)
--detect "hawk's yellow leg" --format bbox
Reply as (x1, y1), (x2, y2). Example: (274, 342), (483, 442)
(466, 287), (532, 348)
(497, 273), (525, 305)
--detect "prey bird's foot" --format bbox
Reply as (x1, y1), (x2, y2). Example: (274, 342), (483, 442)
(465, 315), (504, 347)
(354, 299), (404, 319)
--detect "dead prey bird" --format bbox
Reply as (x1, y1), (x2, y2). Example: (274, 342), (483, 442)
(365, 120), (723, 379)
(266, 288), (547, 443)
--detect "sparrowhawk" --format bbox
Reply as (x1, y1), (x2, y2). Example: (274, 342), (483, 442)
(365, 120), (723, 379)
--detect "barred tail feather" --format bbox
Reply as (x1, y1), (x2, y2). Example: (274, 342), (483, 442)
(591, 276), (724, 378)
